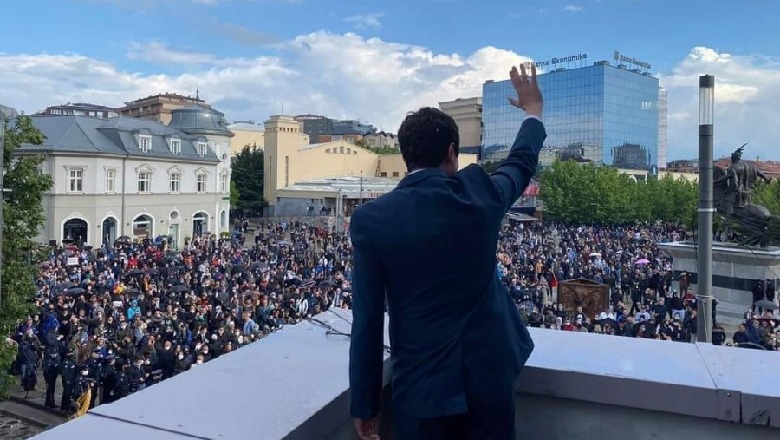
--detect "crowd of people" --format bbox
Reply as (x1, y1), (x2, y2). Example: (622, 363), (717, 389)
(9, 218), (353, 415)
(8, 217), (779, 416)
(496, 221), (779, 349)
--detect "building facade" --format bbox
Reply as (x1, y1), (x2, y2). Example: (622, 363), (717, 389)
(658, 88), (668, 170)
(482, 61), (660, 170)
(39, 103), (119, 119)
(120, 93), (208, 125)
(364, 131), (400, 149)
(439, 97), (483, 148)
(229, 121), (268, 155)
(295, 115), (376, 144)
(17, 106), (232, 247)
(261, 115), (478, 216)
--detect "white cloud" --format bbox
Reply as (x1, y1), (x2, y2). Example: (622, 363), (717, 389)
(344, 13), (384, 29)
(5, 37), (775, 163)
(0, 32), (530, 133)
(563, 5), (583, 12)
(126, 41), (218, 64)
(661, 46), (780, 160)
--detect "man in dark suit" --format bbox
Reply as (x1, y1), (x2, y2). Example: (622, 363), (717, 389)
(349, 64), (544, 440)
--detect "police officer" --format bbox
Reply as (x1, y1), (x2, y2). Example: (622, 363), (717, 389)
(42, 342), (61, 409)
(60, 348), (78, 412)
(100, 354), (118, 404)
(86, 349), (103, 408)
(114, 362), (130, 400)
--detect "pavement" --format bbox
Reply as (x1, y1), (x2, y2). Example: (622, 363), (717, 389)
(0, 412), (43, 440)
(9, 369), (69, 419)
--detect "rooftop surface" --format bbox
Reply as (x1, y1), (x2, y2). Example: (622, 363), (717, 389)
(30, 309), (780, 440)
(18, 115), (221, 162)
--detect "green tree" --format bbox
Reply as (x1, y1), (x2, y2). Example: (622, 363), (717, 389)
(538, 159), (697, 225)
(230, 180), (239, 207)
(754, 179), (780, 215)
(0, 114), (53, 398)
(355, 139), (399, 155)
(231, 144), (267, 216)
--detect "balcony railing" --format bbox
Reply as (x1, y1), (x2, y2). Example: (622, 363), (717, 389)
(30, 309), (779, 440)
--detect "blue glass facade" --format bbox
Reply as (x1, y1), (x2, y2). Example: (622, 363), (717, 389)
(482, 63), (659, 170)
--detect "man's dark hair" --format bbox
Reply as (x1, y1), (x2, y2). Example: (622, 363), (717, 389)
(398, 107), (459, 171)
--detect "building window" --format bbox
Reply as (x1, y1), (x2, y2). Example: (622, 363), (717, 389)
(197, 173), (207, 193)
(197, 142), (208, 157)
(392, 172), (400, 177)
(137, 171), (151, 193)
(170, 139), (181, 154)
(139, 135), (152, 153)
(169, 172), (181, 193)
(380, 172), (388, 177)
(68, 169), (83, 193)
(220, 173), (228, 193)
(105, 169), (116, 193)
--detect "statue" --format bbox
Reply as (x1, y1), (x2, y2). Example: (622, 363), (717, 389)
(713, 144), (777, 247)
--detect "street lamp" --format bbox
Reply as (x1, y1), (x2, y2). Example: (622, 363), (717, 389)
(0, 115), (5, 308)
(696, 75), (715, 343)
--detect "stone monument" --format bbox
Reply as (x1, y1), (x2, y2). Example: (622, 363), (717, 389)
(659, 145), (780, 322)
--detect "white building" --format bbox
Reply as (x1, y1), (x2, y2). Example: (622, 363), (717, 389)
(17, 106), (233, 248)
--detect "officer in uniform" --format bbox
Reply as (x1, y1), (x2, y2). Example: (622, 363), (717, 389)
(86, 349), (103, 408)
(42, 343), (61, 409)
(113, 362), (130, 400)
(100, 353), (119, 404)
(60, 348), (78, 412)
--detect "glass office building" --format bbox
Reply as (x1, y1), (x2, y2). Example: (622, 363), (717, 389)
(482, 61), (660, 170)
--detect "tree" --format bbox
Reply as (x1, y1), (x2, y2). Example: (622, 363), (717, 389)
(0, 114), (53, 398)
(355, 139), (398, 155)
(230, 180), (239, 207)
(753, 179), (780, 215)
(231, 144), (267, 217)
(538, 159), (697, 225)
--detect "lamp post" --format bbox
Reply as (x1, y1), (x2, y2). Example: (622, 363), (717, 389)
(697, 75), (715, 343)
(0, 115), (4, 308)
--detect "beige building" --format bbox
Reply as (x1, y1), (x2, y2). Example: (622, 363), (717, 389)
(262, 115), (478, 216)
(120, 93), (208, 125)
(229, 122), (268, 155)
(439, 97), (483, 148)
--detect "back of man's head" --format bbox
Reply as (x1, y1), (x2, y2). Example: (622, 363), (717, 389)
(398, 107), (459, 172)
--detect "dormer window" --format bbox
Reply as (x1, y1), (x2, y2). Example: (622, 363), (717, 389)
(170, 138), (181, 155)
(139, 135), (152, 153)
(197, 142), (208, 157)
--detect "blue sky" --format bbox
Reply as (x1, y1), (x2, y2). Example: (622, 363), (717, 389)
(1, 0), (780, 160)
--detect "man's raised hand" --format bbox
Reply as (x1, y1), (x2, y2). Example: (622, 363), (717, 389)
(508, 63), (543, 118)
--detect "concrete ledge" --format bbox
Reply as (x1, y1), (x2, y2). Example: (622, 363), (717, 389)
(29, 309), (779, 440)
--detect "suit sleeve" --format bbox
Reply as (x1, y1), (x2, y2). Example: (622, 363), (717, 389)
(490, 117), (546, 213)
(348, 211), (386, 419)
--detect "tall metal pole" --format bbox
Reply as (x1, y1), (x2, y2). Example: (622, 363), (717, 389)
(0, 115), (5, 309)
(696, 75), (715, 343)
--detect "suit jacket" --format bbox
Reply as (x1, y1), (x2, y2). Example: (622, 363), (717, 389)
(349, 117), (546, 420)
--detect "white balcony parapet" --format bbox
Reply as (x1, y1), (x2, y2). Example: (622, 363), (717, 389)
(30, 309), (779, 440)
